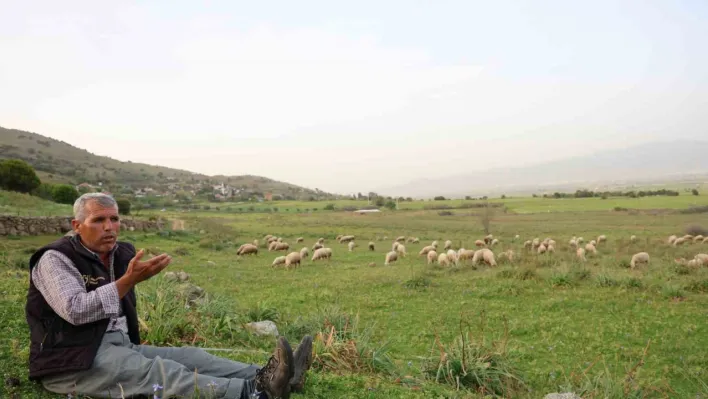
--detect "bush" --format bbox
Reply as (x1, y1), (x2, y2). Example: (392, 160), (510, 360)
(433, 196), (446, 201)
(684, 224), (707, 236)
(32, 182), (55, 200)
(116, 199), (131, 215)
(438, 210), (454, 216)
(384, 201), (396, 210)
(51, 184), (79, 204)
(692, 189), (699, 196)
(0, 159), (40, 193)
(323, 203), (336, 211)
(622, 277), (644, 289)
(595, 274), (618, 287)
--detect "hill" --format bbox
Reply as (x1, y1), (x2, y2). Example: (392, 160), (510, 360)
(377, 140), (708, 198)
(0, 126), (334, 200)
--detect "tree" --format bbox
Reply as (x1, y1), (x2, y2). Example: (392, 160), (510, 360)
(33, 182), (55, 200)
(384, 200), (396, 210)
(434, 196), (446, 201)
(52, 184), (79, 204)
(0, 159), (40, 193)
(116, 199), (131, 215)
(692, 189), (699, 196)
(324, 203), (336, 210)
(374, 196), (385, 207)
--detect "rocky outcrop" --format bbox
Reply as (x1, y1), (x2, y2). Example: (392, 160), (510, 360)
(0, 216), (160, 236)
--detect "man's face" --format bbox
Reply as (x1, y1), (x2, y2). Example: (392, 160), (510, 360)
(72, 201), (121, 254)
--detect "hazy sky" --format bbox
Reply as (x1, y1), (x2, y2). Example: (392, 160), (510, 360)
(1, 1), (707, 194)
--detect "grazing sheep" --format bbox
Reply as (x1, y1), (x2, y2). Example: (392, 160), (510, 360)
(406, 237), (416, 243)
(475, 240), (485, 248)
(523, 240), (532, 249)
(392, 242), (400, 252)
(253, 239), (259, 247)
(438, 253), (450, 267)
(396, 244), (407, 257)
(694, 235), (704, 243)
(683, 234), (694, 241)
(338, 235), (355, 243)
(446, 249), (458, 266)
(542, 238), (551, 247)
(444, 240), (453, 250)
(263, 234), (273, 242)
(312, 243), (324, 251)
(237, 244), (258, 256)
(267, 237), (278, 245)
(498, 250), (515, 263)
(268, 241), (278, 251)
(458, 249), (475, 261)
(348, 241), (356, 251)
(568, 239), (577, 248)
(271, 256), (286, 267)
(597, 235), (607, 244)
(547, 245), (555, 253)
(427, 250), (438, 264)
(576, 248), (586, 262)
(675, 258), (701, 268)
(491, 239), (499, 247)
(336, 235), (343, 241)
(285, 252), (301, 269)
(531, 238), (540, 250)
(273, 242), (289, 251)
(277, 237), (283, 243)
(385, 251), (398, 265)
(630, 252), (650, 268)
(630, 235), (637, 243)
(703, 237), (708, 244)
(472, 248), (497, 267)
(548, 239), (556, 247)
(395, 236), (406, 243)
(484, 234), (494, 245)
(577, 237), (584, 244)
(537, 244), (547, 255)
(695, 254), (708, 264)
(368, 242), (375, 251)
(311, 247), (332, 262)
(296, 237), (304, 243)
(419, 245), (436, 256)
(513, 234), (520, 241)
(431, 240), (439, 248)
(300, 247), (309, 259)
(590, 240), (597, 247)
(411, 237), (420, 244)
(673, 237), (687, 247)
(585, 243), (597, 255)
(318, 237), (325, 244)
(668, 235), (678, 245)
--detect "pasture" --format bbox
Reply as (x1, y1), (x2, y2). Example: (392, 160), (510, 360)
(2, 202), (708, 398)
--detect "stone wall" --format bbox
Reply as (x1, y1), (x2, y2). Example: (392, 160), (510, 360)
(0, 216), (161, 236)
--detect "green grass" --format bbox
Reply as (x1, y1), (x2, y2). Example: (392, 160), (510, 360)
(2, 204), (708, 398)
(0, 190), (72, 216)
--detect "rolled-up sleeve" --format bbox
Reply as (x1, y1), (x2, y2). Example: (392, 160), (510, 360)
(31, 250), (119, 325)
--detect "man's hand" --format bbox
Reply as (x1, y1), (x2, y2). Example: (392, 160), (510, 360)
(116, 249), (172, 298)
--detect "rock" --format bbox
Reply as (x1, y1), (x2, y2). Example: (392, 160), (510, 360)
(206, 261), (216, 266)
(544, 393), (581, 399)
(164, 271), (178, 281)
(245, 320), (279, 337)
(60, 220), (72, 233)
(199, 230), (206, 234)
(8, 227), (18, 236)
(368, 262), (376, 267)
(4, 376), (20, 387)
(178, 283), (205, 306)
(177, 271), (190, 282)
(129, 226), (135, 231)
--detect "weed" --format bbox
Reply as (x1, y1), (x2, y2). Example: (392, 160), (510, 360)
(245, 302), (279, 323)
(549, 272), (574, 287)
(662, 285), (686, 300)
(404, 275), (432, 290)
(622, 277), (644, 289)
(595, 274), (619, 287)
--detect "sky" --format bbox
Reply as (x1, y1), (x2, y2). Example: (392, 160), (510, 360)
(1, 0), (707, 194)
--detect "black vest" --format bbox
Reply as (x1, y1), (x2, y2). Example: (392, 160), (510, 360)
(25, 235), (140, 380)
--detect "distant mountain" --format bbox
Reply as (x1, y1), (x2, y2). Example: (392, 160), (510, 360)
(377, 140), (708, 198)
(0, 126), (334, 199)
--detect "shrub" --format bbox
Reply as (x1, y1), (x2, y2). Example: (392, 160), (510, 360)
(622, 277), (644, 289)
(32, 182), (55, 200)
(685, 224), (707, 236)
(438, 210), (454, 216)
(595, 274), (618, 287)
(404, 275), (432, 290)
(549, 272), (574, 287)
(685, 279), (708, 293)
(51, 184), (79, 205)
(516, 268), (538, 281)
(323, 203), (336, 211)
(116, 199), (131, 215)
(662, 285), (686, 300)
(245, 302), (279, 322)
(0, 159), (40, 193)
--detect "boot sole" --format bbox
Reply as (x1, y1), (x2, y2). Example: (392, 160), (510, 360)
(290, 336), (313, 393)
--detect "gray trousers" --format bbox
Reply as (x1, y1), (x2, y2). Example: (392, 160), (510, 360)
(41, 331), (260, 398)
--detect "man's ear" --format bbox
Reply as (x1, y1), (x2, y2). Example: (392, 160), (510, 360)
(71, 219), (81, 233)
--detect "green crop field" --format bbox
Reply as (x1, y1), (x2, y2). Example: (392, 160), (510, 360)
(2, 194), (708, 398)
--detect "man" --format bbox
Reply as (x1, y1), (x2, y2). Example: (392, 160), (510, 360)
(26, 192), (312, 398)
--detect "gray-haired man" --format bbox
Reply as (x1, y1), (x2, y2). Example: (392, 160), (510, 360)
(26, 193), (312, 398)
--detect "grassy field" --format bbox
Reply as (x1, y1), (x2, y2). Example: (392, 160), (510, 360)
(2, 198), (708, 398)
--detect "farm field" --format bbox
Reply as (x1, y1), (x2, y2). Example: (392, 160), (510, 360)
(2, 200), (708, 397)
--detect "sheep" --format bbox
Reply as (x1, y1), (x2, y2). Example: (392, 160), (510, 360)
(491, 238), (499, 247)
(537, 244), (547, 255)
(675, 258), (701, 268)
(694, 235), (704, 243)
(406, 237), (415, 243)
(299, 247), (309, 260)
(237, 244), (258, 256)
(431, 240), (439, 248)
(271, 256), (286, 267)
(458, 249), (475, 261)
(268, 241), (279, 251)
(338, 235), (355, 243)
(585, 243), (597, 255)
(668, 235), (678, 245)
(542, 238), (551, 247)
(446, 249), (458, 266)
(597, 235), (607, 244)
(589, 240), (597, 247)
(273, 242), (289, 251)
(311, 248), (332, 262)
(629, 252), (650, 268)
(253, 239), (259, 247)
(630, 235), (637, 243)
(472, 248), (497, 267)
(312, 243), (324, 251)
(438, 253), (450, 267)
(277, 237), (283, 242)
(395, 236), (406, 243)
(444, 240), (453, 250)
(348, 241), (356, 251)
(392, 242), (400, 252)
(523, 240), (532, 249)
(418, 245), (435, 256)
(410, 237), (420, 244)
(484, 234), (494, 245)
(673, 237), (687, 247)
(548, 239), (556, 247)
(703, 237), (708, 244)
(318, 237), (325, 244)
(695, 254), (708, 264)
(498, 249), (515, 263)
(396, 244), (407, 257)
(547, 244), (555, 253)
(577, 237), (584, 244)
(568, 239), (577, 248)
(531, 238), (540, 249)
(267, 237), (278, 245)
(285, 252), (301, 269)
(336, 234), (343, 241)
(683, 234), (694, 241)
(296, 237), (304, 243)
(263, 234), (273, 242)
(427, 250), (438, 264)
(513, 234), (520, 241)
(368, 242), (375, 251)
(475, 240), (485, 248)
(385, 251), (398, 265)
(576, 248), (586, 262)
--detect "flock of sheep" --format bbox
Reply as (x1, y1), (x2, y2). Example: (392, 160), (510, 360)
(233, 232), (708, 271)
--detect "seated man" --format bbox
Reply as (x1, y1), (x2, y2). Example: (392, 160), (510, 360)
(26, 193), (312, 399)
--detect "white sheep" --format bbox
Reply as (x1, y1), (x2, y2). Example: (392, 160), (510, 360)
(548, 239), (556, 247)
(385, 251), (398, 265)
(446, 249), (458, 266)
(271, 256), (286, 267)
(568, 239), (577, 248)
(513, 234), (520, 241)
(348, 241), (356, 251)
(597, 235), (607, 244)
(532, 238), (540, 249)
(395, 236), (406, 243)
(673, 237), (687, 247)
(419, 245), (435, 256)
(410, 237), (420, 244)
(668, 235), (678, 245)
(274, 242), (289, 251)
(630, 252), (650, 268)
(498, 249), (515, 263)
(285, 252), (301, 269)
(311, 248), (331, 262)
(336, 234), (343, 241)
(630, 235), (637, 243)
(547, 244), (555, 253)
(491, 238), (499, 247)
(484, 234), (494, 245)
(431, 240), (439, 248)
(318, 237), (325, 244)
(458, 249), (475, 261)
(589, 240), (597, 247)
(475, 240), (485, 248)
(693, 235), (704, 243)
(523, 240), (532, 249)
(695, 254), (708, 264)
(427, 250), (438, 264)
(299, 247), (309, 260)
(472, 248), (496, 267)
(396, 244), (407, 257)
(537, 244), (547, 255)
(392, 242), (400, 252)
(444, 240), (452, 250)
(263, 234), (273, 242)
(237, 244), (258, 256)
(368, 242), (375, 251)
(312, 243), (324, 251)
(253, 239), (260, 247)
(703, 237), (708, 244)
(296, 237), (304, 243)
(577, 237), (584, 244)
(338, 235), (355, 243)
(438, 253), (450, 267)
(576, 248), (586, 262)
(675, 257), (700, 268)
(585, 243), (597, 255)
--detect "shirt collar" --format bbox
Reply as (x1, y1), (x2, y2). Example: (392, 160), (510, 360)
(75, 235), (119, 259)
